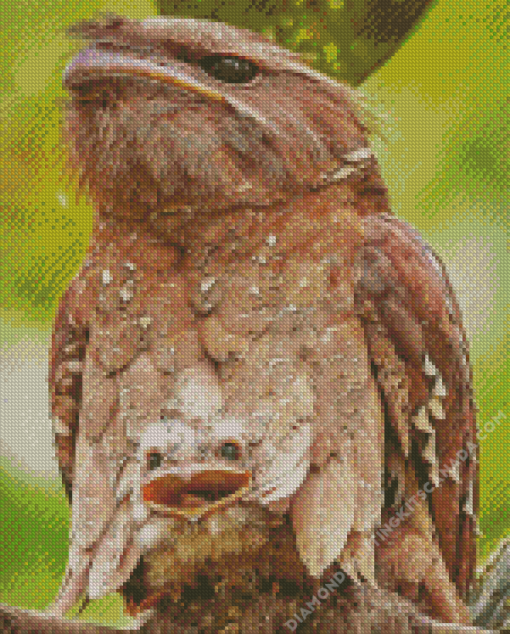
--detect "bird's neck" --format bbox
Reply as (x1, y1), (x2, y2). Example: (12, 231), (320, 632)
(89, 202), (282, 274)
(88, 182), (381, 273)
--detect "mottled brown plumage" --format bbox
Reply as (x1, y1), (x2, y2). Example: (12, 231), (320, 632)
(49, 15), (477, 631)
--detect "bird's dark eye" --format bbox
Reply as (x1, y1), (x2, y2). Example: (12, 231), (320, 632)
(147, 452), (163, 470)
(198, 55), (259, 84)
(198, 444), (209, 459)
(220, 442), (241, 460)
(73, 82), (112, 107)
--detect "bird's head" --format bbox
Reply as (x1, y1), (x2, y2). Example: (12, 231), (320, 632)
(137, 417), (253, 522)
(130, 414), (312, 526)
(63, 15), (372, 212)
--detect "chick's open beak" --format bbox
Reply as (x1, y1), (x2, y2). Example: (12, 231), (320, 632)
(142, 469), (252, 520)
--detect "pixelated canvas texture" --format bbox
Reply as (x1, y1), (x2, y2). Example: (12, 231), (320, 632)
(0, 0), (508, 631)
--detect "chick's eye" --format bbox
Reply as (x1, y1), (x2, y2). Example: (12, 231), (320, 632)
(147, 452), (163, 470)
(220, 442), (241, 461)
(199, 55), (259, 84)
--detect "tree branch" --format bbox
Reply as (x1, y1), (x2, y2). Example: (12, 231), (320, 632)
(1, 584), (507, 634)
(0, 604), (128, 634)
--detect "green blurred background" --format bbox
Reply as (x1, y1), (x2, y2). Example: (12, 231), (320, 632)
(0, 0), (508, 626)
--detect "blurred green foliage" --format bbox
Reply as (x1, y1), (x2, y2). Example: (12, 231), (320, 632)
(0, 457), (67, 610)
(156, 0), (436, 86)
(0, 0), (508, 626)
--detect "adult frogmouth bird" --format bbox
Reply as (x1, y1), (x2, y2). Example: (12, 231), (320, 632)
(49, 15), (478, 631)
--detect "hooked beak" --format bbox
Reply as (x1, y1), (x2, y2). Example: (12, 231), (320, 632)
(142, 468), (252, 520)
(63, 46), (224, 102)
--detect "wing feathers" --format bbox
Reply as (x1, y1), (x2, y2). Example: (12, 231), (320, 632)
(292, 458), (356, 578)
(50, 279), (91, 500)
(88, 500), (141, 601)
(72, 436), (116, 550)
(359, 213), (478, 599)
